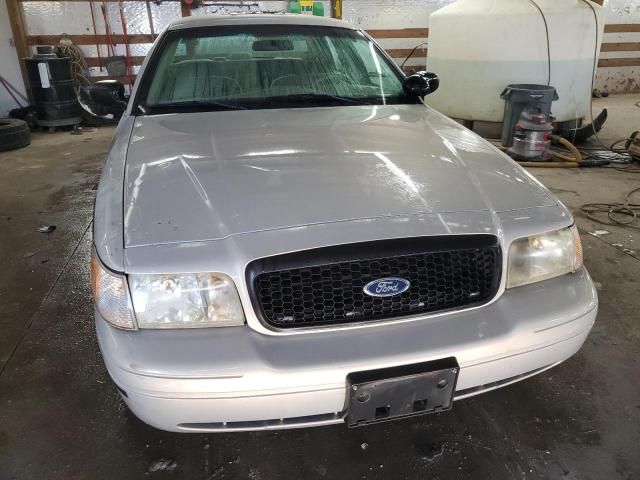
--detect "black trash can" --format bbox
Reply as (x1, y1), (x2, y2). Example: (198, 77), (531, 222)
(500, 84), (559, 147)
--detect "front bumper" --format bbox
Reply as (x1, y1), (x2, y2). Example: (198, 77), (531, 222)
(96, 269), (597, 432)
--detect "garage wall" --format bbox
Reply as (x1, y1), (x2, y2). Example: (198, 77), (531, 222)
(0, 1), (28, 117)
(597, 0), (640, 92)
(342, 0), (446, 28)
(18, 1), (330, 84)
(1, 0), (639, 117)
(342, 0), (640, 94)
(341, 0), (439, 75)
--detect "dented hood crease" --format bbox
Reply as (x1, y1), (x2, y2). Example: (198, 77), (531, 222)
(123, 105), (555, 247)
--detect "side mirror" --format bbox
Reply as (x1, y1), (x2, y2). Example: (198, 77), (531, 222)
(403, 71), (439, 97)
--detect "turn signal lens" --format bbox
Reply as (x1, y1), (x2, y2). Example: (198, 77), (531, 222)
(572, 225), (584, 271)
(91, 249), (136, 330)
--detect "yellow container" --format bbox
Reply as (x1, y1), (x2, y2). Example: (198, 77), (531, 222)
(300, 0), (313, 14)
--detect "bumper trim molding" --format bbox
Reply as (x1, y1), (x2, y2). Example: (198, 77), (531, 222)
(454, 363), (555, 399)
(178, 412), (346, 431)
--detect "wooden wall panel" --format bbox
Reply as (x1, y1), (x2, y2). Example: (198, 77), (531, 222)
(598, 58), (640, 68)
(604, 24), (640, 33)
(366, 28), (428, 39)
(385, 48), (428, 58)
(85, 56), (145, 68)
(600, 42), (640, 52)
(16, 25), (640, 85)
(27, 34), (156, 45)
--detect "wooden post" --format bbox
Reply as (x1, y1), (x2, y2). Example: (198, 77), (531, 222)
(5, 0), (31, 97)
(331, 0), (342, 19)
(181, 1), (191, 17)
(145, 0), (155, 36)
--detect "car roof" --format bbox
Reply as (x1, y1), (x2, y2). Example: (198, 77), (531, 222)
(167, 14), (359, 31)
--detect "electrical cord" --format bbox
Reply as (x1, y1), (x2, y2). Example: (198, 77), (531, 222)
(575, 137), (637, 168)
(528, 0), (551, 86)
(608, 136), (640, 172)
(610, 138), (628, 151)
(581, 187), (640, 230)
(612, 164), (640, 174)
(400, 42), (428, 70)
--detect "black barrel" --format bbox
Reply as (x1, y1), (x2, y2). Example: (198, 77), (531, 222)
(24, 56), (82, 125)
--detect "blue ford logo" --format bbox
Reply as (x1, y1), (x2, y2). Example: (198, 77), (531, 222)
(363, 278), (410, 297)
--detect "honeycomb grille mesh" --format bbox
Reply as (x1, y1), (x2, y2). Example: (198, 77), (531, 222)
(252, 246), (500, 329)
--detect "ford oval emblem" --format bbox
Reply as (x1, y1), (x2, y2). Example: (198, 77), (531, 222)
(363, 277), (411, 297)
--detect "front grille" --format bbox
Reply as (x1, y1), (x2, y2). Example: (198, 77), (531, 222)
(247, 236), (501, 329)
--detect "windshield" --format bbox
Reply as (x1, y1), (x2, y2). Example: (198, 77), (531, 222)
(136, 25), (414, 113)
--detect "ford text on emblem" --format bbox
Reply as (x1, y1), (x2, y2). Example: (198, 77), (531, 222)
(363, 278), (411, 297)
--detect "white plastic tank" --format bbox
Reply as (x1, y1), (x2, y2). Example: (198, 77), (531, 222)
(425, 0), (604, 123)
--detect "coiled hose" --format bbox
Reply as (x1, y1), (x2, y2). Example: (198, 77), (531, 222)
(495, 136), (583, 168)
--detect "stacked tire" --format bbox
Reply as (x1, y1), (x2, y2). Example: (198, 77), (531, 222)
(0, 119), (31, 152)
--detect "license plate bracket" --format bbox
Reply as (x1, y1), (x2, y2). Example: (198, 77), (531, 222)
(346, 358), (459, 428)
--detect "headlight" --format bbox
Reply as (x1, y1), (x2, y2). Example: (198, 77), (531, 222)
(91, 249), (136, 330)
(129, 273), (245, 329)
(507, 225), (583, 289)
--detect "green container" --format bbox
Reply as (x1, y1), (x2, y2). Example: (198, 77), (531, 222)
(288, 0), (301, 14)
(288, 0), (324, 16)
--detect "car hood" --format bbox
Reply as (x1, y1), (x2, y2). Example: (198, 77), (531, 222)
(123, 105), (555, 247)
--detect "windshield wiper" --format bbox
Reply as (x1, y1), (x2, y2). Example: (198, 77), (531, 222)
(263, 93), (373, 106)
(146, 100), (247, 113)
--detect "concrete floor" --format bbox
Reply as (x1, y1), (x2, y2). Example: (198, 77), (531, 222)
(0, 95), (638, 480)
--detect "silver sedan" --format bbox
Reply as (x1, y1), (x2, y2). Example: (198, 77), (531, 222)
(91, 14), (597, 432)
